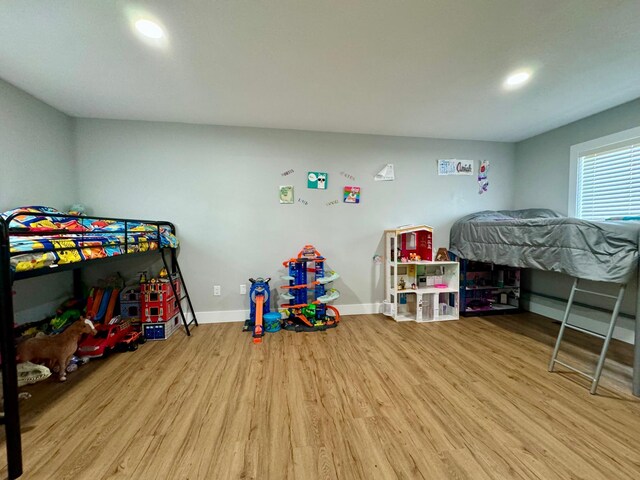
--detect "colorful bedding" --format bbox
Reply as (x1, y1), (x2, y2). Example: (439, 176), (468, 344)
(2, 206), (178, 273)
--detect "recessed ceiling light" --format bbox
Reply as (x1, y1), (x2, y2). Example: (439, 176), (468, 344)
(503, 70), (532, 90)
(134, 19), (165, 39)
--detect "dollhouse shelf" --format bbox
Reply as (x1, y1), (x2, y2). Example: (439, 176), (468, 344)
(457, 258), (521, 316)
(383, 226), (459, 323)
(392, 287), (458, 294)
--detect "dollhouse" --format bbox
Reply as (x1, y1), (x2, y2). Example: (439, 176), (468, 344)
(383, 225), (459, 322)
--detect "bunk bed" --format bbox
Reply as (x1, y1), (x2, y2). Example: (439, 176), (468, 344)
(0, 206), (198, 479)
(449, 208), (640, 396)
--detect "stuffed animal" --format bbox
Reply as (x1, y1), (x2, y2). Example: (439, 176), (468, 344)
(17, 362), (51, 386)
(16, 318), (97, 382)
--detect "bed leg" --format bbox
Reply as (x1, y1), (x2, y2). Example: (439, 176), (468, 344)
(0, 229), (23, 478)
(590, 284), (625, 394)
(634, 263), (640, 397)
(548, 278), (579, 372)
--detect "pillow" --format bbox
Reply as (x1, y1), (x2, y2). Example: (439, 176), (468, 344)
(497, 209), (564, 219)
(1, 206), (87, 231)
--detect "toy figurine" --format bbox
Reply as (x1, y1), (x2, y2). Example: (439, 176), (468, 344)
(159, 267), (169, 282)
(409, 253), (421, 261)
(435, 248), (449, 262)
(139, 272), (147, 284)
(411, 283), (417, 290)
(398, 278), (406, 290)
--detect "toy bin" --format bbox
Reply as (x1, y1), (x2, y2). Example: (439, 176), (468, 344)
(264, 312), (282, 333)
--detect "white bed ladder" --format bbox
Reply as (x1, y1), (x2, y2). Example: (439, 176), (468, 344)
(548, 278), (626, 395)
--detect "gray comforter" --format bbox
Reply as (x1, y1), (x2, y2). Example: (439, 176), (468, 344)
(449, 209), (640, 283)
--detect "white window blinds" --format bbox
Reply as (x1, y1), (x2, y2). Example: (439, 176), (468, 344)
(577, 142), (640, 221)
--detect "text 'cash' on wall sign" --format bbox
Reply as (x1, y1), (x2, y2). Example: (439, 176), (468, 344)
(437, 159), (475, 176)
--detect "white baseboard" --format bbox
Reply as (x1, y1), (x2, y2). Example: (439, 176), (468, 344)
(193, 303), (382, 324)
(523, 293), (635, 345)
(194, 310), (247, 324)
(337, 303), (382, 315)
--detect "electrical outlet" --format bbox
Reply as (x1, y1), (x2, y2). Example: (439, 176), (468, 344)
(214, 285), (221, 296)
(240, 284), (247, 295)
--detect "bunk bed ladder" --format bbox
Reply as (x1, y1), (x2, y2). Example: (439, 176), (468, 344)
(0, 220), (23, 479)
(161, 249), (198, 336)
(548, 278), (626, 395)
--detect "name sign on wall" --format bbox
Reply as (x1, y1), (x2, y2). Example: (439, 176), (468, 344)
(437, 159), (474, 176)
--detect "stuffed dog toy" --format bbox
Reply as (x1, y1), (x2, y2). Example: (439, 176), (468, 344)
(17, 317), (97, 381)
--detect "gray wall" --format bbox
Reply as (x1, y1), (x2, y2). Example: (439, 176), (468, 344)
(514, 98), (640, 213)
(74, 119), (515, 316)
(514, 98), (640, 341)
(0, 78), (76, 321)
(0, 78), (76, 210)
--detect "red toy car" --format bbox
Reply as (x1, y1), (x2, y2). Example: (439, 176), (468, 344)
(77, 318), (143, 358)
(119, 330), (144, 351)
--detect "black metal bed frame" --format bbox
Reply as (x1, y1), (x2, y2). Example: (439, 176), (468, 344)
(0, 210), (198, 479)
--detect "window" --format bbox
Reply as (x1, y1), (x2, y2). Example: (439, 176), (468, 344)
(569, 126), (640, 221)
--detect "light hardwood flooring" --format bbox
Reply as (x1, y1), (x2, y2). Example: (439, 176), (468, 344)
(2, 312), (640, 479)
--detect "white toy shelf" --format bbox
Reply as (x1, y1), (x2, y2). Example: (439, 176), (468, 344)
(383, 226), (460, 322)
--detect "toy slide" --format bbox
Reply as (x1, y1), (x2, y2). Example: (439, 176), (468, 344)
(104, 288), (120, 323)
(317, 289), (340, 303)
(280, 281), (320, 290)
(253, 294), (264, 344)
(89, 289), (104, 318)
(94, 289), (112, 322)
(295, 314), (314, 327)
(85, 288), (96, 317)
(326, 305), (341, 324)
(281, 302), (310, 309)
(317, 271), (340, 284)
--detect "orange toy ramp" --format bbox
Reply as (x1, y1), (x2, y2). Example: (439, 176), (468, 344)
(105, 288), (120, 323)
(90, 289), (104, 318)
(253, 295), (264, 344)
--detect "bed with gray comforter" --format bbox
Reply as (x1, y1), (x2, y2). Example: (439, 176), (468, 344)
(449, 209), (640, 284)
(450, 208), (640, 396)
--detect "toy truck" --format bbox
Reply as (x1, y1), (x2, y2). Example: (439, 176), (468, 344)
(77, 318), (144, 357)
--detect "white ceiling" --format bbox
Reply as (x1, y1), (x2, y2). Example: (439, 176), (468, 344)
(1, 1), (639, 142)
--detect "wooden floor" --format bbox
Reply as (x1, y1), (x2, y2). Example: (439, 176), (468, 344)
(2, 312), (640, 479)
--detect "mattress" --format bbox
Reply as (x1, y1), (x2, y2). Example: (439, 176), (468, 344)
(449, 209), (640, 283)
(2, 206), (178, 273)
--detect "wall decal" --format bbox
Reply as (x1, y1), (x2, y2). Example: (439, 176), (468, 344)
(374, 164), (395, 181)
(298, 198), (309, 206)
(340, 171), (356, 181)
(307, 172), (328, 189)
(279, 185), (294, 204)
(437, 159), (474, 176)
(343, 186), (361, 204)
(281, 169), (294, 176)
(326, 200), (340, 206)
(478, 160), (490, 194)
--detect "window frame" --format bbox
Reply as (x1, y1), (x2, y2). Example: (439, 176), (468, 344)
(568, 125), (640, 218)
